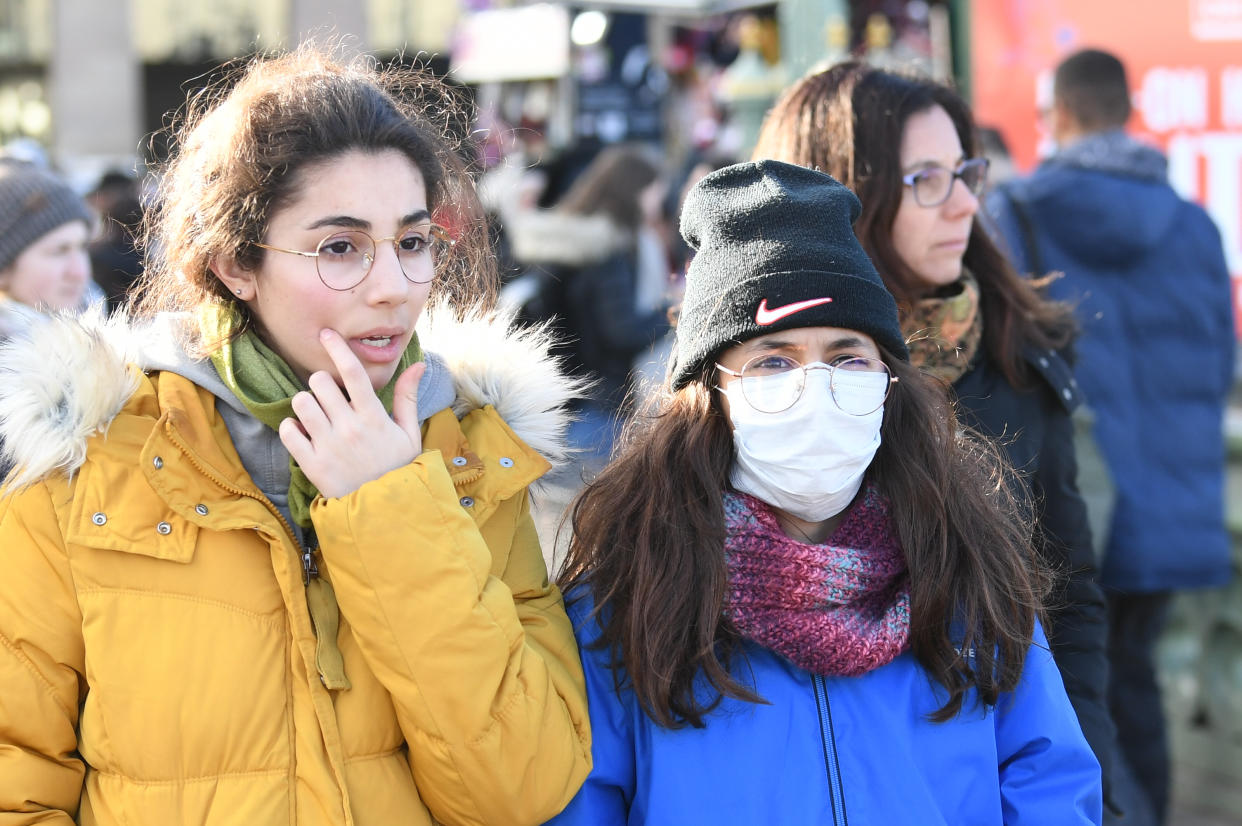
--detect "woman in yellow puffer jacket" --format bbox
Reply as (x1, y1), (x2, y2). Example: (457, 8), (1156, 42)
(0, 46), (591, 825)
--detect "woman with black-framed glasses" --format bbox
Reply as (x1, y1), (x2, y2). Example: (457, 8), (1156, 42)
(755, 62), (1121, 821)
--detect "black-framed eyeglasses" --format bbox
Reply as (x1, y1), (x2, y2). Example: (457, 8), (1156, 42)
(254, 224), (453, 291)
(716, 354), (897, 415)
(901, 157), (990, 208)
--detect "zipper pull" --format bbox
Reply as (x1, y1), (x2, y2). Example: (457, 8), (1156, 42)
(302, 547), (319, 585)
(300, 526), (320, 586)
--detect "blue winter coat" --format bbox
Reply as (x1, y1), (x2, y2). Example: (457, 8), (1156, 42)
(548, 596), (1102, 825)
(987, 132), (1234, 591)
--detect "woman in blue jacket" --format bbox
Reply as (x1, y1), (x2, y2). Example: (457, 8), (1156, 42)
(547, 160), (1101, 825)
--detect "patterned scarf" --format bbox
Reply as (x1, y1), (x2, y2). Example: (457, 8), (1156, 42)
(723, 487), (911, 677)
(903, 270), (982, 384)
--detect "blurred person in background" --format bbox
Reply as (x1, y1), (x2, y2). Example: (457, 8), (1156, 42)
(505, 143), (673, 475)
(0, 159), (95, 480)
(86, 170), (145, 313)
(0, 46), (590, 824)
(987, 48), (1235, 826)
(754, 61), (1121, 819)
(0, 159), (94, 343)
(977, 126), (1017, 189)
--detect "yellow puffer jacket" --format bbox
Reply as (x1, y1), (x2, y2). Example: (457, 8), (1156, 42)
(0, 309), (591, 825)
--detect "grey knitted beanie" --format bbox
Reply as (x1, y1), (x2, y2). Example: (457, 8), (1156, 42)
(669, 160), (907, 390)
(0, 161), (93, 273)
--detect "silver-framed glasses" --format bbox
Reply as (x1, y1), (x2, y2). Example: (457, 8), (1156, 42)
(717, 354), (896, 415)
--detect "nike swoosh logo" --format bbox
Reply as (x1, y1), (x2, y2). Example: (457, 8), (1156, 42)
(755, 297), (834, 325)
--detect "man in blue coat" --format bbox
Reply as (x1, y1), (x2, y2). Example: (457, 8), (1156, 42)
(988, 48), (1235, 826)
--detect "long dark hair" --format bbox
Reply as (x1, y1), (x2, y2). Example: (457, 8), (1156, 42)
(752, 61), (1074, 388)
(558, 350), (1050, 728)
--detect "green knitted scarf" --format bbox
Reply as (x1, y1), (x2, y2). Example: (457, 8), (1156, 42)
(206, 308), (422, 528)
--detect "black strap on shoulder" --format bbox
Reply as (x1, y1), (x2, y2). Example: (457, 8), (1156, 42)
(996, 184), (1046, 277)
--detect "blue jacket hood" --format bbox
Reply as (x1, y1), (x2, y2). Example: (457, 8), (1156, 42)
(1024, 132), (1181, 269)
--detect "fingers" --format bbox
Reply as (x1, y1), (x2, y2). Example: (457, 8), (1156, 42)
(306, 371), (353, 423)
(278, 328), (423, 499)
(318, 328), (375, 407)
(392, 361), (425, 446)
(290, 389), (333, 438)
(278, 416), (312, 465)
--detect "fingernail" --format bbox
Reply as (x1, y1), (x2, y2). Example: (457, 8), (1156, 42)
(319, 329), (331, 341)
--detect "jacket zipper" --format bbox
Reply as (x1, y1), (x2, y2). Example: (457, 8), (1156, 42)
(301, 526), (319, 584)
(166, 428), (352, 821)
(173, 441), (321, 584)
(812, 674), (848, 826)
(163, 429), (308, 560)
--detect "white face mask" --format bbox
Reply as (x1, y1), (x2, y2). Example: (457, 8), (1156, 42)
(724, 368), (884, 523)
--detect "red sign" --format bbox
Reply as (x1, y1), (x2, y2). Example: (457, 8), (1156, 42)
(972, 0), (1242, 326)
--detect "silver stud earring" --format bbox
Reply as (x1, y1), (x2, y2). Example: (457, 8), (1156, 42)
(234, 288), (242, 296)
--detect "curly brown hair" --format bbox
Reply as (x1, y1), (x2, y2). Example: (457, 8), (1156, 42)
(132, 43), (497, 348)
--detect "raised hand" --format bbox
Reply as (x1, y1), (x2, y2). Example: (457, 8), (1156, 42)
(279, 328), (425, 499)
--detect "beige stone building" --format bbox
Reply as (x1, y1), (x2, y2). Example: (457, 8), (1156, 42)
(0, 0), (459, 186)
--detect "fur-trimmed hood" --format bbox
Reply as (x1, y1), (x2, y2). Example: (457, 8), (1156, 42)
(0, 302), (586, 491)
(0, 297), (42, 342)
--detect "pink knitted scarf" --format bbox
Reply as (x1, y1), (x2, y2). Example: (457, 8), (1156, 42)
(723, 487), (911, 677)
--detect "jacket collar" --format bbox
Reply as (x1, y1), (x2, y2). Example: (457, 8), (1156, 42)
(1045, 129), (1168, 184)
(0, 301), (588, 492)
(1021, 345), (1082, 414)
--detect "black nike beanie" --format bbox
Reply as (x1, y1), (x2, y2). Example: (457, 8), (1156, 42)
(669, 160), (908, 390)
